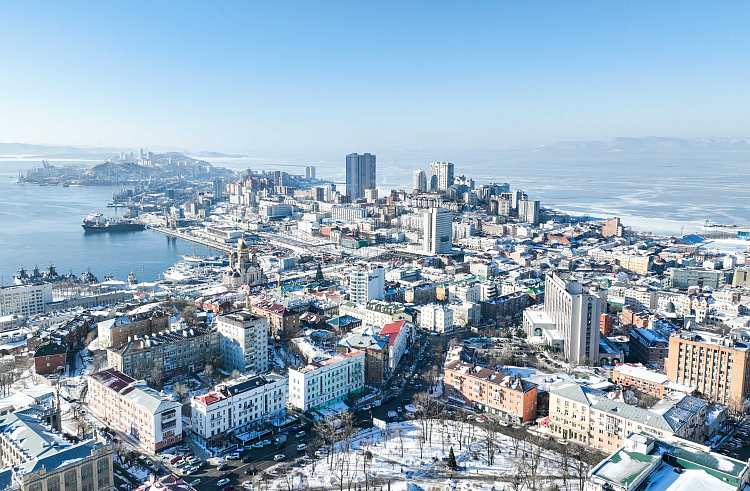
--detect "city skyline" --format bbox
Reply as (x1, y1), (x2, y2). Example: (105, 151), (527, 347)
(0, 2), (748, 153)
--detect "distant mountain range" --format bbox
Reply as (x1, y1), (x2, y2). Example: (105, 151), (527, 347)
(533, 137), (750, 152)
(0, 142), (244, 159)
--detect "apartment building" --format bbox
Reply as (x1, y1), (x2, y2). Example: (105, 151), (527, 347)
(287, 351), (365, 411)
(629, 328), (669, 367)
(665, 330), (750, 407)
(215, 310), (269, 375)
(338, 300), (411, 327)
(97, 311), (169, 348)
(251, 301), (300, 340)
(612, 364), (697, 398)
(420, 304), (454, 333)
(0, 283), (53, 316)
(106, 326), (219, 381)
(444, 360), (538, 424)
(337, 333), (390, 385)
(348, 266), (385, 306)
(549, 383), (707, 453)
(88, 369), (182, 451)
(33, 342), (67, 375)
(379, 320), (409, 372)
(191, 374), (288, 447)
(0, 406), (115, 491)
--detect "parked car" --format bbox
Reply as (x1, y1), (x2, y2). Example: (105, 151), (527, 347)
(216, 479), (230, 487)
(274, 454), (285, 462)
(217, 463), (230, 471)
(170, 456), (183, 465)
(242, 454), (253, 463)
(296, 431), (306, 438)
(219, 472), (232, 479)
(189, 480), (201, 487)
(228, 452), (241, 460)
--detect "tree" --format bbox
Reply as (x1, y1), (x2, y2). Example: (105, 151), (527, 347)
(315, 263), (324, 281)
(204, 363), (219, 387)
(483, 423), (498, 466)
(230, 369), (242, 380)
(447, 447), (457, 468)
(173, 382), (190, 404)
(149, 359), (166, 391)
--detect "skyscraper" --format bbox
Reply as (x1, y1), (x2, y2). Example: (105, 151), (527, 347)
(423, 207), (453, 254)
(305, 166), (316, 179)
(349, 265), (385, 305)
(213, 178), (224, 200)
(518, 199), (540, 225)
(413, 169), (427, 193)
(429, 162), (454, 191)
(345, 153), (376, 199)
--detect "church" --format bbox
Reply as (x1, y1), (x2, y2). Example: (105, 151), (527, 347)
(223, 238), (263, 287)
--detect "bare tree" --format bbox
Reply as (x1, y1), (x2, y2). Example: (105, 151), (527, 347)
(483, 423), (498, 466)
(204, 363), (218, 387)
(230, 369), (242, 380)
(525, 435), (544, 491)
(149, 359), (166, 391)
(173, 382), (190, 404)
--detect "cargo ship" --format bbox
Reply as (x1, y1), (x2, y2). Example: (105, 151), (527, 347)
(82, 212), (145, 232)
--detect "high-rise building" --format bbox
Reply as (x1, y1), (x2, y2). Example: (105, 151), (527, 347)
(345, 153), (376, 199)
(349, 266), (385, 305)
(364, 188), (378, 203)
(0, 283), (53, 316)
(542, 272), (603, 365)
(139, 148), (144, 159)
(518, 199), (540, 225)
(413, 169), (427, 193)
(602, 217), (622, 238)
(305, 166), (316, 179)
(213, 178), (223, 200)
(423, 207), (453, 254)
(215, 310), (269, 375)
(429, 162), (454, 191)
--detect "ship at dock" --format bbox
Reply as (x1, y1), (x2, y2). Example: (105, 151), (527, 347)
(82, 212), (145, 232)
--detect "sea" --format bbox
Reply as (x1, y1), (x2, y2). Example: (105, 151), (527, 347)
(1, 150), (749, 284)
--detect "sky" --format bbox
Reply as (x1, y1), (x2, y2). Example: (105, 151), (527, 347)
(0, 1), (748, 154)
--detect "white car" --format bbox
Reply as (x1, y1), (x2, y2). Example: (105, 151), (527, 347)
(274, 454), (285, 462)
(228, 452), (241, 460)
(252, 442), (264, 448)
(217, 478), (231, 487)
(296, 443), (307, 452)
(190, 480), (201, 487)
(557, 439), (569, 446)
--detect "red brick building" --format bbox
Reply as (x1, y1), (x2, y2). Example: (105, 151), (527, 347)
(34, 342), (67, 374)
(600, 314), (613, 336)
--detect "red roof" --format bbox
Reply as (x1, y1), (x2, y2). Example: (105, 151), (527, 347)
(380, 321), (406, 346)
(194, 390), (225, 405)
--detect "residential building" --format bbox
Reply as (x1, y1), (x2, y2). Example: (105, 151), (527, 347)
(733, 267), (750, 287)
(585, 432), (749, 491)
(106, 326), (219, 381)
(469, 261), (499, 278)
(33, 342), (66, 375)
(337, 333), (390, 385)
(304, 166), (316, 179)
(665, 267), (729, 289)
(612, 364), (697, 398)
(251, 301), (300, 340)
(379, 320), (409, 372)
(629, 328), (669, 367)
(481, 291), (531, 322)
(549, 383), (708, 452)
(259, 201), (292, 220)
(338, 300), (411, 327)
(429, 161), (454, 191)
(331, 206), (367, 221)
(348, 266), (385, 306)
(423, 207), (453, 254)
(287, 351), (365, 411)
(0, 283), (53, 316)
(444, 359), (538, 424)
(215, 310), (269, 375)
(88, 369), (182, 451)
(448, 282), (481, 303)
(345, 153), (376, 199)
(665, 330), (750, 407)
(525, 272), (604, 365)
(0, 407), (114, 491)
(404, 284), (436, 305)
(518, 199), (540, 226)
(601, 217), (622, 238)
(96, 311), (169, 349)
(420, 304), (453, 333)
(412, 169), (427, 193)
(190, 374), (287, 447)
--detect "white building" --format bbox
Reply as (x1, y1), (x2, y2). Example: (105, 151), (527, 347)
(190, 374), (287, 447)
(525, 272), (605, 365)
(412, 169), (427, 193)
(380, 321), (409, 372)
(470, 261), (499, 278)
(287, 351), (365, 411)
(0, 283), (53, 316)
(215, 310), (269, 375)
(259, 201), (292, 220)
(423, 207), (453, 254)
(449, 282), (481, 303)
(420, 304), (454, 333)
(518, 199), (540, 226)
(331, 206), (367, 221)
(429, 161), (454, 191)
(452, 222), (475, 240)
(349, 266), (384, 306)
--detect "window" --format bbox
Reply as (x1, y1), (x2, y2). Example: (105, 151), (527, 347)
(97, 459), (109, 476)
(48, 476), (60, 491)
(81, 464), (93, 481)
(65, 471), (77, 488)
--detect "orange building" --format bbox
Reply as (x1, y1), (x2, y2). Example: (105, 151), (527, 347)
(600, 314), (613, 336)
(444, 359), (537, 424)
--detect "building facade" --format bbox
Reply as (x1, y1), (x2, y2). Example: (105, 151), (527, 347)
(0, 283), (53, 316)
(345, 153), (376, 199)
(423, 207), (453, 254)
(420, 304), (454, 333)
(429, 161), (454, 191)
(348, 266), (385, 306)
(251, 301), (300, 340)
(97, 311), (169, 349)
(88, 369), (182, 451)
(215, 310), (269, 375)
(287, 351), (365, 411)
(412, 169), (427, 193)
(629, 328), (669, 367)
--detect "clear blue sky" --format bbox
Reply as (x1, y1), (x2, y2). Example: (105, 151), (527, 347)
(0, 1), (748, 154)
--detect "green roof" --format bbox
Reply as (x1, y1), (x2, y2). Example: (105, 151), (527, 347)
(594, 447), (660, 487)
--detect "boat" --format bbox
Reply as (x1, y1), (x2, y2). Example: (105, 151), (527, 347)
(163, 262), (197, 283)
(82, 212), (145, 232)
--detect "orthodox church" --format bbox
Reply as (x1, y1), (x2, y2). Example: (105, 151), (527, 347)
(223, 238), (263, 287)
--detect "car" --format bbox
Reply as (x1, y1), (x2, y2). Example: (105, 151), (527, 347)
(557, 439), (569, 446)
(219, 472), (232, 479)
(170, 456), (183, 464)
(315, 450), (326, 458)
(217, 463), (230, 471)
(242, 482), (254, 489)
(241, 454), (253, 463)
(297, 443), (307, 452)
(228, 452), (241, 460)
(296, 431), (306, 438)
(252, 442), (264, 449)
(222, 485), (234, 491)
(183, 468), (197, 476)
(289, 425), (300, 432)
(274, 454), (285, 462)
(261, 439), (271, 446)
(244, 467), (256, 475)
(189, 480), (201, 487)
(397, 407), (403, 413)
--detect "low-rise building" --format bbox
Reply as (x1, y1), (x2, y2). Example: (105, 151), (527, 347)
(379, 320), (409, 372)
(420, 304), (454, 333)
(190, 374), (288, 447)
(106, 326), (219, 381)
(337, 333), (390, 385)
(612, 364), (697, 398)
(33, 342), (67, 375)
(97, 311), (169, 349)
(287, 351), (365, 411)
(251, 301), (300, 340)
(629, 328), (669, 367)
(88, 369), (182, 451)
(443, 359), (538, 424)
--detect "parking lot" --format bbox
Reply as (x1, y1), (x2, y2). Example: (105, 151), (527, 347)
(714, 421), (750, 460)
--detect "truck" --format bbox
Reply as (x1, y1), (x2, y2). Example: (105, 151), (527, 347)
(274, 434), (287, 449)
(387, 410), (398, 419)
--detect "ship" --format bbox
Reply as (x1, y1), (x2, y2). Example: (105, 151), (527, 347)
(82, 212), (145, 232)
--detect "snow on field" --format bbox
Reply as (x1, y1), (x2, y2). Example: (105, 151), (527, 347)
(267, 419), (586, 491)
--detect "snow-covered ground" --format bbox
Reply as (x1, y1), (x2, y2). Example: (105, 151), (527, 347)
(263, 419), (589, 491)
